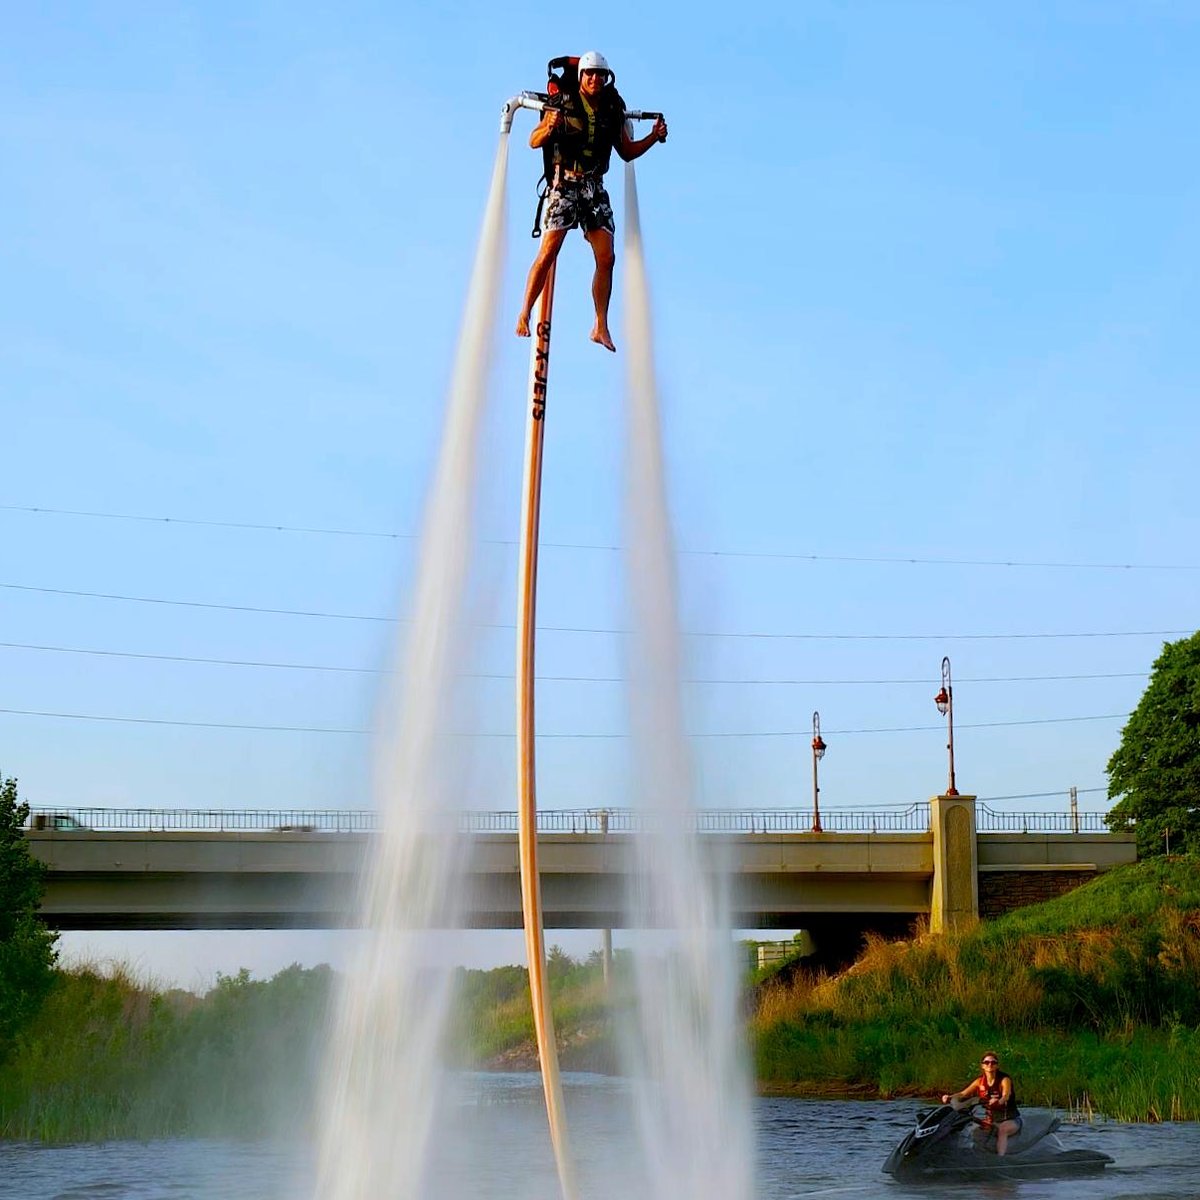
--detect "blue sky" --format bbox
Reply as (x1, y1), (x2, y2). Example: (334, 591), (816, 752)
(3, 3), (1197, 982)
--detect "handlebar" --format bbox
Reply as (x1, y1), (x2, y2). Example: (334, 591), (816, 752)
(500, 93), (666, 133)
(499, 92), (548, 133)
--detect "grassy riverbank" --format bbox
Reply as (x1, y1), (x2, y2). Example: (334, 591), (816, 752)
(447, 949), (620, 1073)
(0, 963), (333, 1140)
(752, 855), (1200, 1120)
(2, 857), (1196, 1139)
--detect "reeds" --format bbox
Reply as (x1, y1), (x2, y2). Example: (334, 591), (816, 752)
(0, 960), (333, 1141)
(4, 858), (1198, 1139)
(749, 855), (1200, 1117)
(447, 950), (620, 1068)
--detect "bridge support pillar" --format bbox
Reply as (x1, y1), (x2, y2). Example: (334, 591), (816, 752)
(929, 793), (978, 933)
(601, 928), (612, 988)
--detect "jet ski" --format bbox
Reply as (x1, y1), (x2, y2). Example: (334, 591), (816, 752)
(882, 1097), (1113, 1180)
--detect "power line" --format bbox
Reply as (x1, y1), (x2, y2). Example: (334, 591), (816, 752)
(977, 786), (1107, 801)
(2, 582), (1192, 643)
(827, 786), (1110, 807)
(0, 504), (411, 542)
(652, 714), (1130, 739)
(0, 640), (1151, 686)
(1, 582), (392, 623)
(5, 503), (1198, 572)
(0, 641), (377, 675)
(0, 707), (357, 734)
(0, 706), (1128, 737)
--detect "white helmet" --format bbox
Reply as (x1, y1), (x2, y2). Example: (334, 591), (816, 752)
(577, 50), (612, 79)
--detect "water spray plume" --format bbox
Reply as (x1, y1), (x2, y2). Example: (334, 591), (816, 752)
(622, 162), (755, 1200)
(311, 111), (744, 1200)
(312, 134), (510, 1200)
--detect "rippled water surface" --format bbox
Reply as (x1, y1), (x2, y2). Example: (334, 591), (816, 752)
(2, 1075), (1197, 1200)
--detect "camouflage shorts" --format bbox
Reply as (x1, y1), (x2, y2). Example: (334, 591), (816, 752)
(542, 178), (615, 234)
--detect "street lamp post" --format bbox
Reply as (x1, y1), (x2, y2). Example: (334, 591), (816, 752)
(811, 711), (827, 833)
(933, 656), (959, 796)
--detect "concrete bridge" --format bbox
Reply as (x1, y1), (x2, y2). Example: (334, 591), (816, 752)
(26, 800), (1134, 944)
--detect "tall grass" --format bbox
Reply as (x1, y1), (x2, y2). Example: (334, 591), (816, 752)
(751, 856), (1200, 1118)
(4, 859), (1198, 1139)
(0, 961), (333, 1141)
(447, 948), (623, 1070)
(1, 950), (618, 1141)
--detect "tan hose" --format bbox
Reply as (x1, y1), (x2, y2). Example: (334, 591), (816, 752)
(515, 263), (577, 1200)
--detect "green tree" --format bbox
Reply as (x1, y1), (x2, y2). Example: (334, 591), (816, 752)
(1106, 632), (1200, 857)
(0, 775), (59, 1056)
(546, 944), (581, 986)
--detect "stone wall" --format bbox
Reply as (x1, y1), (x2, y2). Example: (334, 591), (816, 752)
(978, 869), (1098, 919)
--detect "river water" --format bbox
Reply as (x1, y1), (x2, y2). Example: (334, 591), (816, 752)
(2, 1074), (1197, 1200)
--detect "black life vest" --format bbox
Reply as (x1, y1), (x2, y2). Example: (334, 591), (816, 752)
(550, 88), (626, 178)
(539, 56), (626, 185)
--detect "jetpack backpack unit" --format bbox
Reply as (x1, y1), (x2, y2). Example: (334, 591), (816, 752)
(529, 57), (591, 238)
(498, 57), (663, 237)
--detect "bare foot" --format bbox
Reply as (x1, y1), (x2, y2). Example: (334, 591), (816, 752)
(516, 313), (531, 338)
(590, 324), (616, 352)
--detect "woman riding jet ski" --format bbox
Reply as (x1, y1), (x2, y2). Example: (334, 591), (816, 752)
(945, 1051), (1022, 1154)
(882, 1096), (1114, 1180)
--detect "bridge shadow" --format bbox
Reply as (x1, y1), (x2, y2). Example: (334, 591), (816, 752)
(756, 913), (922, 974)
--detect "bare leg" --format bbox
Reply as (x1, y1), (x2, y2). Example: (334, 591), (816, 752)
(517, 229), (568, 336)
(584, 228), (616, 351)
(996, 1119), (1019, 1156)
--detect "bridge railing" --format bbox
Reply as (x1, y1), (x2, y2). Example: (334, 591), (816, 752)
(25, 808), (377, 833)
(976, 804), (1108, 834)
(25, 804), (1111, 835)
(464, 806), (937, 833)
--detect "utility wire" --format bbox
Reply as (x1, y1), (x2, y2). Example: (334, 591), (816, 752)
(0, 706), (1128, 737)
(0, 640), (1152, 686)
(0, 641), (376, 675)
(976, 786), (1107, 801)
(0, 582), (392, 623)
(820, 786), (1109, 807)
(0, 707), (355, 734)
(2, 582), (1192, 643)
(4, 503), (1198, 572)
(0, 504), (411, 541)
(631, 714), (1130, 739)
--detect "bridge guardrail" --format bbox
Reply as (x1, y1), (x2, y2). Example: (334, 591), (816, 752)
(25, 804), (1111, 835)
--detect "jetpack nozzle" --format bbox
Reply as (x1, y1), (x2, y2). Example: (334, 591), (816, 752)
(500, 92), (548, 133)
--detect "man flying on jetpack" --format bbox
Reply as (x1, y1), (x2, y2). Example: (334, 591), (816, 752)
(515, 51), (667, 353)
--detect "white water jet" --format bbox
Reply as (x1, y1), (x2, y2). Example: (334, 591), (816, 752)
(310, 136), (749, 1200)
(621, 162), (755, 1200)
(311, 135), (510, 1200)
